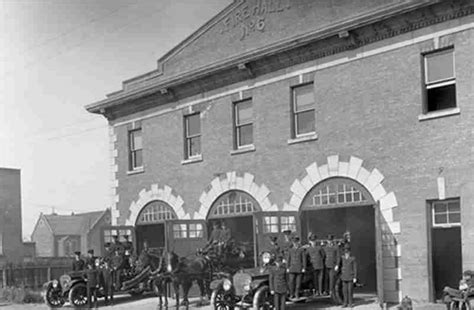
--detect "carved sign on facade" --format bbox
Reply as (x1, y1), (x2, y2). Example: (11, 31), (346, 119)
(219, 0), (291, 40)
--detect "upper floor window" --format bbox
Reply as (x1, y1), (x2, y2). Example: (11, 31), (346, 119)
(262, 215), (297, 233)
(424, 48), (456, 113)
(292, 83), (315, 137)
(128, 129), (143, 170)
(184, 113), (201, 159)
(234, 99), (253, 148)
(432, 199), (460, 227)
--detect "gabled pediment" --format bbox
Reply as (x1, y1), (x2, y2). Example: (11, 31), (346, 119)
(121, 0), (429, 92)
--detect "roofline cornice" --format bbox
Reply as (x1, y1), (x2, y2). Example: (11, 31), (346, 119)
(85, 0), (438, 114)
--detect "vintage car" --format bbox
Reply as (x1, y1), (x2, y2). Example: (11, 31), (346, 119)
(210, 252), (278, 310)
(43, 265), (153, 308)
(210, 250), (354, 310)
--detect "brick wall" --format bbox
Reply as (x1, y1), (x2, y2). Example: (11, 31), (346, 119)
(0, 168), (23, 264)
(109, 20), (474, 302)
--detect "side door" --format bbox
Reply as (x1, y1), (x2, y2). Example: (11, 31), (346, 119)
(166, 220), (208, 257)
(101, 225), (135, 256)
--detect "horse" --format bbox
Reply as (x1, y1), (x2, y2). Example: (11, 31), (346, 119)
(155, 250), (212, 308)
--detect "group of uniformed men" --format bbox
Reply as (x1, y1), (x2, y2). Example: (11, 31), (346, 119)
(267, 230), (358, 308)
(204, 221), (232, 256)
(70, 234), (136, 306)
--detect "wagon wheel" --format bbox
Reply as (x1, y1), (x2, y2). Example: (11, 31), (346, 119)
(213, 289), (235, 310)
(44, 285), (65, 308)
(68, 282), (88, 308)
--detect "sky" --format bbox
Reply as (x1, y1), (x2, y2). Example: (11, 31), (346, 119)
(0, 0), (232, 240)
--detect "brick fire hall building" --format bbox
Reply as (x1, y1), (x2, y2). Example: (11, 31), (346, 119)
(86, 0), (474, 304)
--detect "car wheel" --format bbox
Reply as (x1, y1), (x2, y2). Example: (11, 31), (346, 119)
(253, 286), (272, 310)
(44, 285), (65, 308)
(68, 283), (88, 308)
(213, 289), (235, 310)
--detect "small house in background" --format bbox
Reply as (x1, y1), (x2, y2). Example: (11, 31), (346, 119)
(31, 209), (111, 257)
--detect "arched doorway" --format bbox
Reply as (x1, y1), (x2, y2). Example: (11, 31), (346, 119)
(135, 200), (177, 255)
(300, 177), (377, 293)
(207, 190), (260, 268)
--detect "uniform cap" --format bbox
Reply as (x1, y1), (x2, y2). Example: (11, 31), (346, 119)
(282, 230), (292, 235)
(309, 234), (317, 241)
(292, 236), (300, 241)
(343, 243), (351, 252)
(463, 270), (474, 276)
(87, 249), (94, 254)
(74, 251), (81, 256)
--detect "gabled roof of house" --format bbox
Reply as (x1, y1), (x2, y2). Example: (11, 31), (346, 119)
(42, 210), (109, 236)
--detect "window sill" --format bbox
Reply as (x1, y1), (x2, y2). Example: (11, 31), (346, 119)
(127, 167), (144, 175)
(181, 155), (203, 165)
(230, 145), (256, 156)
(288, 133), (318, 145)
(418, 107), (460, 121)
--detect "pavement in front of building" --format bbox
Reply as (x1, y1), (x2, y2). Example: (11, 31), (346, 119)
(0, 293), (447, 309)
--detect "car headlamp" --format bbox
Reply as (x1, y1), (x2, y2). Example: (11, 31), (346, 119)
(262, 252), (271, 265)
(222, 279), (232, 291)
(52, 280), (58, 288)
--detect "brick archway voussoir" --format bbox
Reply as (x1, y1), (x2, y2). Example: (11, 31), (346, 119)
(124, 183), (188, 226)
(194, 172), (277, 220)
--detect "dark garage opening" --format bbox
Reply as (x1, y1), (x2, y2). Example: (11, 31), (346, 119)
(301, 205), (377, 293)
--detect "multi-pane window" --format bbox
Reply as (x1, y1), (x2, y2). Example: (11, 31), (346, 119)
(292, 83), (315, 137)
(263, 216), (279, 233)
(234, 99), (253, 148)
(262, 216), (296, 233)
(280, 216), (296, 232)
(313, 183), (367, 206)
(424, 48), (456, 112)
(129, 129), (143, 170)
(432, 199), (460, 227)
(211, 192), (255, 217)
(137, 201), (177, 224)
(188, 223), (204, 238)
(173, 224), (188, 239)
(184, 113), (201, 159)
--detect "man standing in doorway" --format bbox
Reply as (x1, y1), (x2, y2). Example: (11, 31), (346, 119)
(280, 230), (293, 263)
(287, 236), (307, 300)
(338, 244), (357, 308)
(307, 234), (325, 296)
(206, 222), (222, 255)
(219, 220), (232, 255)
(324, 234), (339, 297)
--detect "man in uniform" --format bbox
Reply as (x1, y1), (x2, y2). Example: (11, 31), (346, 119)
(287, 236), (307, 300)
(111, 249), (124, 290)
(205, 222), (222, 255)
(269, 255), (288, 310)
(85, 249), (96, 269)
(72, 251), (85, 271)
(268, 235), (281, 260)
(280, 230), (293, 263)
(324, 234), (339, 297)
(338, 244), (357, 308)
(307, 234), (325, 296)
(219, 221), (232, 255)
(122, 235), (133, 269)
(109, 235), (124, 256)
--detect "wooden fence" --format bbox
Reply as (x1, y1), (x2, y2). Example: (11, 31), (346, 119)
(0, 259), (72, 290)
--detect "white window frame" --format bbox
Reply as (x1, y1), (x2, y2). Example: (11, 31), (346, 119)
(292, 83), (316, 138)
(423, 48), (456, 113)
(184, 113), (201, 159)
(173, 224), (188, 239)
(280, 215), (296, 232)
(263, 216), (279, 233)
(128, 128), (143, 171)
(431, 199), (461, 228)
(188, 223), (204, 239)
(234, 99), (253, 149)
